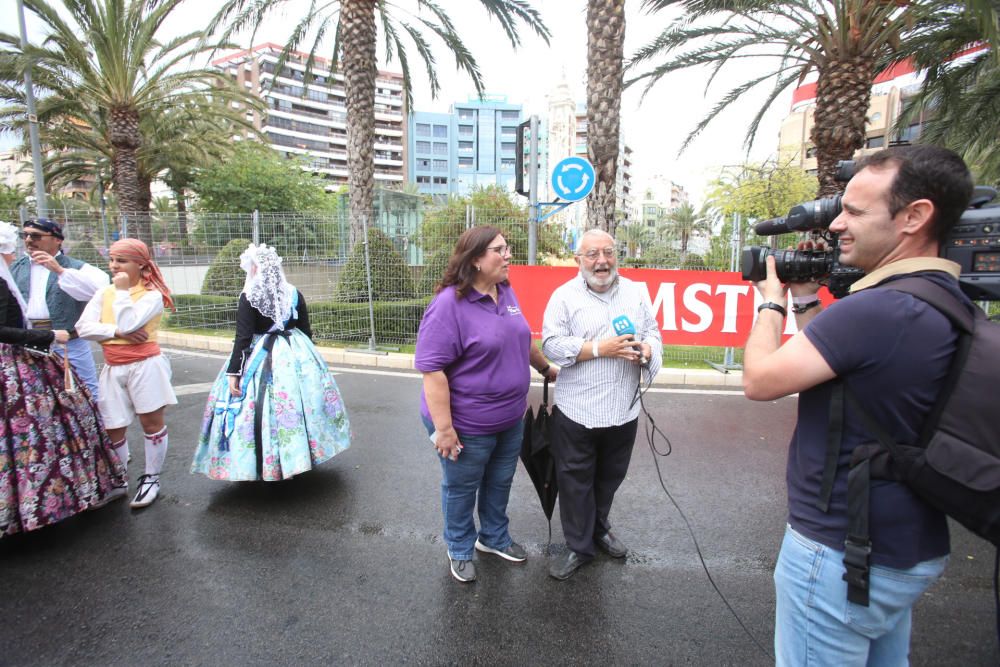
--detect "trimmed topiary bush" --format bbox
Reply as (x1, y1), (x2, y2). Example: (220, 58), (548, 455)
(202, 238), (252, 297)
(335, 228), (414, 302)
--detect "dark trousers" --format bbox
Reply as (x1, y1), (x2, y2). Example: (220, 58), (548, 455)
(550, 407), (638, 558)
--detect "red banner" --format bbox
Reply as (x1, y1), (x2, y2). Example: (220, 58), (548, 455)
(508, 265), (832, 347)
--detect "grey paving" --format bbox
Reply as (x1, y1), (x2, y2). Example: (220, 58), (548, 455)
(0, 347), (996, 666)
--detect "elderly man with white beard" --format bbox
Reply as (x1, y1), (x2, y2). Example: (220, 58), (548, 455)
(541, 229), (663, 580)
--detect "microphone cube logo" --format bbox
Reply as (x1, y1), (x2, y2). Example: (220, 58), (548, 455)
(612, 316), (635, 336)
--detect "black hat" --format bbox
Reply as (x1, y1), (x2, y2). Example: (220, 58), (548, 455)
(24, 217), (64, 240)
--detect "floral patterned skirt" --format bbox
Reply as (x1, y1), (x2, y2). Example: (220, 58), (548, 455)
(191, 329), (351, 481)
(0, 344), (126, 537)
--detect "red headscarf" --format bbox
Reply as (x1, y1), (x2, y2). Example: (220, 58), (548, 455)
(108, 239), (175, 311)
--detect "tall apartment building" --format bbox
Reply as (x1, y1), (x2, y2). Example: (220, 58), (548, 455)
(214, 43), (406, 188)
(407, 95), (523, 200)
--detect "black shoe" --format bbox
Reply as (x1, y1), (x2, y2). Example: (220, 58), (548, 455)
(595, 531), (628, 558)
(549, 550), (589, 580)
(449, 557), (477, 583)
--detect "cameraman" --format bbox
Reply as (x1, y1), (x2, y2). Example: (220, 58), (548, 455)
(742, 145), (974, 665)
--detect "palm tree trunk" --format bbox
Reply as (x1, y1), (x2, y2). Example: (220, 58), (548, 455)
(586, 0), (625, 236)
(109, 106), (152, 245)
(342, 0), (377, 248)
(810, 57), (875, 197)
(173, 187), (189, 242)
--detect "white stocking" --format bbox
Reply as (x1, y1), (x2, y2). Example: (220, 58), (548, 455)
(143, 426), (168, 476)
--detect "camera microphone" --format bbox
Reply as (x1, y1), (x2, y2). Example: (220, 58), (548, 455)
(612, 315), (636, 338)
(753, 217), (792, 236)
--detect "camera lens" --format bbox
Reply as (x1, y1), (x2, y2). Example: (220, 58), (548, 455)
(741, 246), (834, 283)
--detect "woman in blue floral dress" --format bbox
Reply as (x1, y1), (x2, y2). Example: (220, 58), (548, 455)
(0, 221), (126, 536)
(192, 243), (351, 481)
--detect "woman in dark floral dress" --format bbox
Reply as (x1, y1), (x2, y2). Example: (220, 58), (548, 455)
(0, 221), (125, 537)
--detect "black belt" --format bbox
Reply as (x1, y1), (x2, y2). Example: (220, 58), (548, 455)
(30, 320), (79, 339)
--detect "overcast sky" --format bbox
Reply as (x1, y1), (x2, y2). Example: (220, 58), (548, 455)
(2, 0), (792, 206)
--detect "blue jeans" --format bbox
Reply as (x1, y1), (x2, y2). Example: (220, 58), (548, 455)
(422, 415), (523, 560)
(774, 524), (948, 666)
(52, 336), (99, 399)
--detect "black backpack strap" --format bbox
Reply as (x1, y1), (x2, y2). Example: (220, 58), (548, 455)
(878, 276), (974, 333)
(844, 454), (873, 607)
(815, 381), (845, 513)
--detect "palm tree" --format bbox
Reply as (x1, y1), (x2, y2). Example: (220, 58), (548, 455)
(615, 220), (652, 258)
(662, 201), (713, 262)
(0, 0), (257, 243)
(892, 3), (1000, 181)
(629, 1), (960, 196)
(207, 0), (550, 247)
(586, 0), (626, 234)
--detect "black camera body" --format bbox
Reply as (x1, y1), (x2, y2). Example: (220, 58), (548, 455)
(741, 161), (1000, 300)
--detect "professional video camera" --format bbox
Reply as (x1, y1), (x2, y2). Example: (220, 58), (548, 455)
(741, 161), (1000, 300)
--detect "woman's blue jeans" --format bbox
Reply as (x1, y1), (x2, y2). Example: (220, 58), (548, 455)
(422, 415), (523, 560)
(774, 524), (948, 666)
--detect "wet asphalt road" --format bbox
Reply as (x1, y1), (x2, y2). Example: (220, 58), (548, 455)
(1, 346), (997, 666)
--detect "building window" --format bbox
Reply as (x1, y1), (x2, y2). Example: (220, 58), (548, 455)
(870, 112), (882, 124)
(433, 142), (449, 155)
(500, 142), (516, 153)
(416, 176), (430, 184)
(433, 159), (449, 172)
(866, 135), (885, 148)
(457, 110), (475, 120)
(895, 123), (920, 144)
(417, 158), (431, 169)
(433, 177), (448, 185)
(416, 123), (431, 137)
(433, 125), (448, 138)
(500, 110), (520, 120)
(458, 141), (474, 151)
(458, 157), (474, 168)
(459, 125), (474, 136)
(500, 158), (515, 169)
(416, 141), (431, 153)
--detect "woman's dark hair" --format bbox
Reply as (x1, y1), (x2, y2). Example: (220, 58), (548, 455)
(437, 225), (507, 298)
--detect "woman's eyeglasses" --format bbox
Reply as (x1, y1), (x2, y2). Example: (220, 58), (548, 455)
(487, 244), (512, 256)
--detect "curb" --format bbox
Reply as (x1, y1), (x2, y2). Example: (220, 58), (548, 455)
(158, 331), (745, 389)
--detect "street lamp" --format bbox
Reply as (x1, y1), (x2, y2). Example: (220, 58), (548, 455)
(16, 0), (47, 217)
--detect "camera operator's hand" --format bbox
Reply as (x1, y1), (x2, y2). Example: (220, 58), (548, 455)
(787, 239), (825, 299)
(753, 255), (788, 304)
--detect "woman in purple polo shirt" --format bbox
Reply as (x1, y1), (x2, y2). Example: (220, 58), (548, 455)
(416, 225), (557, 583)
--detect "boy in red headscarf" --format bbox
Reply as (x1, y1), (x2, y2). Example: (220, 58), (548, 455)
(77, 239), (177, 508)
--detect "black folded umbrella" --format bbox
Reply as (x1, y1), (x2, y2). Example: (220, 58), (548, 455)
(521, 378), (558, 525)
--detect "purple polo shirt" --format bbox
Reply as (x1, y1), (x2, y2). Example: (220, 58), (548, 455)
(416, 283), (531, 435)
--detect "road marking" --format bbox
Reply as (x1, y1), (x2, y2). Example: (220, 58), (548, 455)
(161, 347), (750, 398)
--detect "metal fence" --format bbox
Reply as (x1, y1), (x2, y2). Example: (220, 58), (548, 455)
(3, 203), (749, 368)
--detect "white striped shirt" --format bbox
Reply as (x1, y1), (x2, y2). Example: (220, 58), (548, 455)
(542, 274), (662, 428)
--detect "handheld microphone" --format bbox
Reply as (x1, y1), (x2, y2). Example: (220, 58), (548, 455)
(612, 315), (636, 338)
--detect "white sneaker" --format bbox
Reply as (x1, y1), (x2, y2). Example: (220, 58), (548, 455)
(130, 475), (160, 509)
(91, 484), (128, 509)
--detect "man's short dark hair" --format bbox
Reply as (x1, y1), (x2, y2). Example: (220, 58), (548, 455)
(856, 145), (973, 244)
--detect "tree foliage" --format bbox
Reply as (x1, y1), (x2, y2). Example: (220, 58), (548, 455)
(418, 186), (567, 264)
(0, 184), (26, 214)
(191, 143), (340, 255)
(335, 227), (414, 302)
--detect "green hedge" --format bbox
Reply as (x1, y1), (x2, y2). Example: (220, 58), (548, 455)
(165, 293), (431, 344)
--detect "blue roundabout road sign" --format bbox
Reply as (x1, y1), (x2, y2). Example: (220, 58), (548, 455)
(550, 156), (596, 202)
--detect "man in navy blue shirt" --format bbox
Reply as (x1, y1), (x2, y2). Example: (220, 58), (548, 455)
(743, 145), (974, 665)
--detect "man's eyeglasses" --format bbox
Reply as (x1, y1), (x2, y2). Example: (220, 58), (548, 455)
(19, 231), (53, 242)
(578, 247), (616, 261)
(487, 244), (512, 256)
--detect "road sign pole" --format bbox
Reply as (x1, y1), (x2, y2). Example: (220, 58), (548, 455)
(528, 115), (539, 266)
